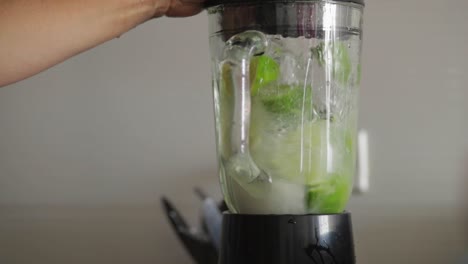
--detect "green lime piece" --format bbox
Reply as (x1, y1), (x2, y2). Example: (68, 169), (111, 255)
(250, 55), (280, 96)
(306, 175), (351, 214)
(260, 86), (304, 115)
(333, 43), (352, 85)
(311, 42), (325, 67)
(258, 85), (312, 116)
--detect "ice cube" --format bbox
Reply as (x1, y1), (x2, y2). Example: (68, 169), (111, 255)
(224, 30), (268, 60)
(278, 51), (303, 86)
(224, 154), (272, 199)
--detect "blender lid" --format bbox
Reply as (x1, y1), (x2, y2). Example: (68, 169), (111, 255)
(205, 0), (364, 8)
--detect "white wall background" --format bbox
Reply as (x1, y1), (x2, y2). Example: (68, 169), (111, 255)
(1, 0), (467, 263)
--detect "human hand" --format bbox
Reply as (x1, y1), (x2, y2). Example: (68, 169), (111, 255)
(152, 0), (205, 17)
(0, 0), (205, 87)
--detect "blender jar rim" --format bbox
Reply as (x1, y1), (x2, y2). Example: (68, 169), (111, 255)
(205, 0), (365, 9)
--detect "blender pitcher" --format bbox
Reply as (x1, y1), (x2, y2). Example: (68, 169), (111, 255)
(208, 0), (364, 215)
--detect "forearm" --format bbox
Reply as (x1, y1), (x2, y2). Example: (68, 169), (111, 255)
(0, 0), (164, 87)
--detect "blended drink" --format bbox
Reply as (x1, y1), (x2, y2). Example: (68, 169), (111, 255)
(214, 32), (360, 215)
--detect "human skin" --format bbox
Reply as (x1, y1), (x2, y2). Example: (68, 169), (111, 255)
(0, 0), (203, 87)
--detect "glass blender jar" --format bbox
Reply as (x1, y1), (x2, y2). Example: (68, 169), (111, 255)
(208, 0), (364, 215)
(163, 1), (365, 263)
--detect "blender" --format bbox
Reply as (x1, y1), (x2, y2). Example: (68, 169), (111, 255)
(163, 0), (364, 263)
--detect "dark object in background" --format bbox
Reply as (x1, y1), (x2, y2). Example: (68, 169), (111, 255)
(161, 189), (227, 264)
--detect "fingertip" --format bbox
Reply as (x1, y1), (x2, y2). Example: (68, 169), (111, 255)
(165, 2), (204, 17)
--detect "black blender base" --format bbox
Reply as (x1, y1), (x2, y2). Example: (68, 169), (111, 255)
(219, 212), (355, 264)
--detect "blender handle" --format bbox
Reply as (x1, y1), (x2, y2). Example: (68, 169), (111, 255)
(230, 57), (252, 154)
(353, 129), (370, 194)
(219, 31), (272, 193)
(222, 31), (268, 156)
